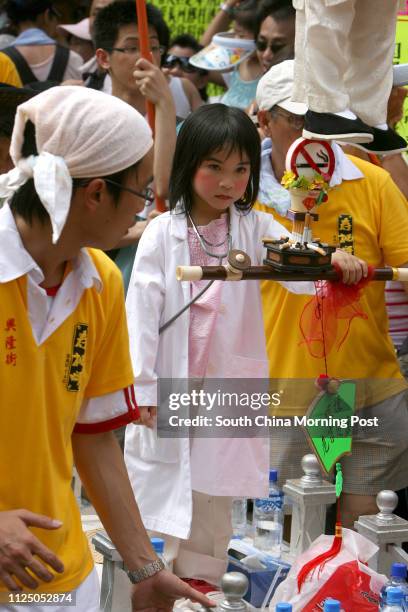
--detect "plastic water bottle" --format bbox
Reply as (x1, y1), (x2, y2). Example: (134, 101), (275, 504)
(380, 564), (408, 609)
(275, 604), (292, 611)
(253, 469), (283, 557)
(324, 599), (341, 612)
(151, 537), (167, 566)
(379, 587), (405, 611)
(231, 498), (248, 537)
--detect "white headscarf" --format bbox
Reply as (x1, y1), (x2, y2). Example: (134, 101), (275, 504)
(0, 86), (153, 243)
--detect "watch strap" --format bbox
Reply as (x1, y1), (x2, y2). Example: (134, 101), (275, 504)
(127, 559), (165, 584)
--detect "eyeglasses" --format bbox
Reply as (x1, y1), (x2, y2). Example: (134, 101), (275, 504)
(76, 178), (155, 204)
(255, 39), (287, 55)
(269, 107), (305, 130)
(103, 179), (155, 203)
(163, 54), (208, 75)
(106, 45), (166, 56)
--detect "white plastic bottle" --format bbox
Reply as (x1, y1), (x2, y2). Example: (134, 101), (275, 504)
(380, 587), (406, 611)
(253, 469), (283, 557)
(151, 537), (167, 566)
(231, 498), (248, 537)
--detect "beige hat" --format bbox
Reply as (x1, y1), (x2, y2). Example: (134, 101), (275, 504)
(0, 86), (152, 243)
(58, 18), (91, 41)
(256, 60), (307, 115)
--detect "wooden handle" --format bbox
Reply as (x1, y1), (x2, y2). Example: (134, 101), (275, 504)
(175, 265), (406, 282)
(176, 266), (204, 281)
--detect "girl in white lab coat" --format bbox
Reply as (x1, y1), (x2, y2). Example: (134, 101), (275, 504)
(124, 104), (366, 587)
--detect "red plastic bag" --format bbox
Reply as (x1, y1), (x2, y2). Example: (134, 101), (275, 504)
(270, 529), (387, 611)
(303, 561), (382, 611)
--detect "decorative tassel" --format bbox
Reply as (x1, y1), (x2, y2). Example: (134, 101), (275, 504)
(297, 464), (344, 592)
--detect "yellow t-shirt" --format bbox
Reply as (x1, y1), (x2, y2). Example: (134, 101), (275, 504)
(0, 249), (134, 593)
(255, 156), (408, 415)
(0, 52), (22, 87)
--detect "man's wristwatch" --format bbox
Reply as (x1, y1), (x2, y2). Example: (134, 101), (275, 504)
(126, 559), (165, 584)
(220, 2), (234, 15)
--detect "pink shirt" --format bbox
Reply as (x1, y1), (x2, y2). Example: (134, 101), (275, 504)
(188, 214), (228, 378)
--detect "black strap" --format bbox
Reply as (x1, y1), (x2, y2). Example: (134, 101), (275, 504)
(85, 70), (108, 91)
(47, 45), (69, 82)
(2, 44), (70, 85)
(1, 46), (38, 84)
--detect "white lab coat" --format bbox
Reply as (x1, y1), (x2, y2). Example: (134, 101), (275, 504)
(124, 205), (312, 539)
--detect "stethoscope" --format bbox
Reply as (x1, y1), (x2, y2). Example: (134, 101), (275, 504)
(158, 211), (232, 334)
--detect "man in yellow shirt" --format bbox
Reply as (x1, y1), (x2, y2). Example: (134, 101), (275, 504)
(0, 86), (211, 611)
(255, 60), (408, 527)
(0, 52), (22, 87)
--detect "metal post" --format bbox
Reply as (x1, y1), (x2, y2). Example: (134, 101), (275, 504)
(354, 490), (408, 574)
(283, 454), (337, 558)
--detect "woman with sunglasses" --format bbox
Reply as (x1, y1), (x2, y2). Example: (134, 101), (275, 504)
(163, 34), (210, 102)
(0, 0), (83, 85)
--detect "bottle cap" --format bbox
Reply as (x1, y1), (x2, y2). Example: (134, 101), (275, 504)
(150, 537), (164, 554)
(386, 587), (404, 604)
(323, 599), (340, 612)
(276, 604), (292, 611)
(269, 469), (278, 482)
(391, 563), (407, 579)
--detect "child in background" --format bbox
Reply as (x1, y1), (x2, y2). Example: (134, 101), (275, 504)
(124, 104), (367, 587)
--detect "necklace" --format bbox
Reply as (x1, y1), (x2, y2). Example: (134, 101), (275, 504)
(187, 211), (232, 263)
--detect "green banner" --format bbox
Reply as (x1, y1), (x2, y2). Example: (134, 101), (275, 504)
(152, 0), (219, 40)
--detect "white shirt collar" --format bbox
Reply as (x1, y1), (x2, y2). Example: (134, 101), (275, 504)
(258, 138), (364, 213)
(0, 203), (103, 292)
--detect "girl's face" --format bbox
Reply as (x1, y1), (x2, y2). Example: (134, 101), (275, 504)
(192, 147), (251, 213)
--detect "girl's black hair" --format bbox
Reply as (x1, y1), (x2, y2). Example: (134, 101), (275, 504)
(9, 120), (139, 225)
(169, 104), (261, 215)
(233, 0), (258, 36)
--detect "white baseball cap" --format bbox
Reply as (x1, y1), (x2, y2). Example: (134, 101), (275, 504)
(58, 18), (91, 41)
(256, 60), (307, 115)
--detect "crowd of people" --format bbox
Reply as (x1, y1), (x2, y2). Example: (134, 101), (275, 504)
(0, 0), (407, 610)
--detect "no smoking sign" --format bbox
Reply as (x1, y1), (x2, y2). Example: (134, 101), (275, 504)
(286, 138), (336, 182)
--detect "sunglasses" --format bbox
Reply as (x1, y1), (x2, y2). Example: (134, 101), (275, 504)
(163, 54), (208, 75)
(255, 39), (288, 55)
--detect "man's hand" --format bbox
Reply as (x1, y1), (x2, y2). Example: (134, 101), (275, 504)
(131, 569), (216, 612)
(0, 510), (64, 591)
(134, 407), (157, 428)
(332, 250), (368, 284)
(133, 58), (173, 109)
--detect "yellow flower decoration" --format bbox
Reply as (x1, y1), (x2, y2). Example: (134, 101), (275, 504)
(281, 170), (297, 189)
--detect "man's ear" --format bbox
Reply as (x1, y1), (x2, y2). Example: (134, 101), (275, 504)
(82, 178), (107, 212)
(95, 48), (111, 71)
(257, 110), (271, 136)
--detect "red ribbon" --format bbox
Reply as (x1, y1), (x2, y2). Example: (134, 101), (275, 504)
(299, 264), (375, 359)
